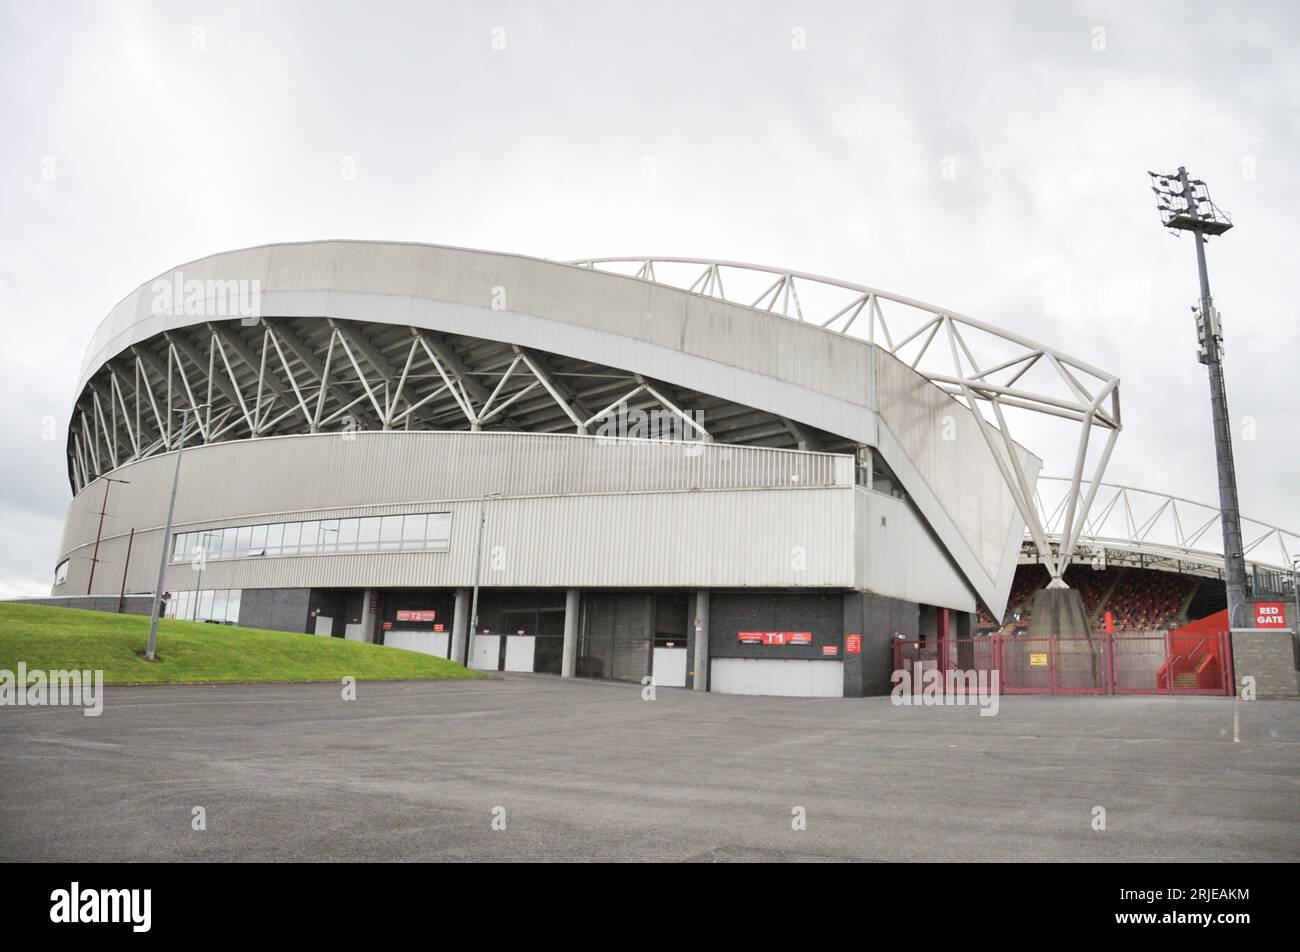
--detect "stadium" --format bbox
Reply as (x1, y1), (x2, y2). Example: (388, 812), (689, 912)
(46, 241), (1299, 698)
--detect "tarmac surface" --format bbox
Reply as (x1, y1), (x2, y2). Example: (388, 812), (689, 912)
(1, 675), (1296, 862)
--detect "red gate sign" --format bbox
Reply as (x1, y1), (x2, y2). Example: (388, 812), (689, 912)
(845, 633), (862, 654)
(822, 645), (838, 656)
(396, 610), (437, 623)
(737, 631), (812, 646)
(1255, 602), (1287, 627)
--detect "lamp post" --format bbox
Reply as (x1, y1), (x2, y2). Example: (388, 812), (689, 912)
(466, 491), (503, 665)
(1148, 167), (1249, 631)
(145, 405), (207, 662)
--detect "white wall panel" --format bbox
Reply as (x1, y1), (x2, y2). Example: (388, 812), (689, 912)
(504, 636), (536, 673)
(385, 630), (449, 658)
(710, 658), (844, 698)
(651, 647), (688, 687)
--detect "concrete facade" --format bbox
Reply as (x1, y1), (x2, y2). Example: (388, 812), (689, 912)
(1230, 629), (1300, 698)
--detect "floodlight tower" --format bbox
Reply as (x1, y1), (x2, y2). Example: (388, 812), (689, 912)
(1148, 166), (1249, 630)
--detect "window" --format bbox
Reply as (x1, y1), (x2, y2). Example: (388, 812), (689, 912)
(318, 519), (340, 553)
(337, 518), (359, 552)
(401, 514), (427, 550)
(357, 517), (381, 552)
(54, 559), (69, 585)
(160, 511), (453, 564)
(299, 520), (320, 555)
(167, 589), (242, 624)
(426, 513), (452, 550)
(198, 532), (213, 560)
(379, 515), (403, 551)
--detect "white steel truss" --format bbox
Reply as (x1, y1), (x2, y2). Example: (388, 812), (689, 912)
(67, 319), (720, 494)
(570, 256), (1122, 584)
(1035, 476), (1299, 576)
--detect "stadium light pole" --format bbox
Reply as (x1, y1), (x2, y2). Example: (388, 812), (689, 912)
(1292, 556), (1299, 649)
(145, 405), (207, 662)
(466, 491), (503, 666)
(1148, 166), (1249, 630)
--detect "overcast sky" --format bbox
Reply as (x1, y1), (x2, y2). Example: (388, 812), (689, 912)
(1, 0), (1297, 596)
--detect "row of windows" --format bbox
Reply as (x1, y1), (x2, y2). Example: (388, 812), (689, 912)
(165, 588), (242, 624)
(169, 513), (452, 563)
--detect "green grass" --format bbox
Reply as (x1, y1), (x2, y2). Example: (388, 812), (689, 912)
(0, 601), (486, 685)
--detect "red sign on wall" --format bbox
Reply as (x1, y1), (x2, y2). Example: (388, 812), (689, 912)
(845, 633), (862, 655)
(822, 645), (839, 656)
(737, 631), (813, 646)
(1255, 602), (1287, 628)
(396, 610), (437, 623)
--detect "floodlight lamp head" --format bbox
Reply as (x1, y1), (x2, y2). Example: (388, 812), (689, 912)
(1148, 167), (1233, 236)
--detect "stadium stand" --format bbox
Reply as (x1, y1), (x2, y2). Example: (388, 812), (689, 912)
(984, 563), (1220, 633)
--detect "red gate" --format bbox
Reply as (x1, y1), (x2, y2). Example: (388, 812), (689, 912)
(892, 630), (1233, 697)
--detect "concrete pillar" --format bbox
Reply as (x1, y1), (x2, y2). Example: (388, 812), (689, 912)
(692, 590), (710, 692)
(561, 588), (580, 677)
(451, 587), (471, 664)
(356, 588), (378, 644)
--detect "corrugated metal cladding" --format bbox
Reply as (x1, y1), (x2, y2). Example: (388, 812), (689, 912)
(854, 488), (977, 612)
(55, 431), (856, 595)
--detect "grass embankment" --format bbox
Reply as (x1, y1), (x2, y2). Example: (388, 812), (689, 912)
(0, 601), (485, 685)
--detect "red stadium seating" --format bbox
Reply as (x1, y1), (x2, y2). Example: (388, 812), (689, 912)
(986, 564), (1203, 632)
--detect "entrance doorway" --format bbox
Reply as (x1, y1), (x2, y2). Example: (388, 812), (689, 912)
(578, 593), (689, 686)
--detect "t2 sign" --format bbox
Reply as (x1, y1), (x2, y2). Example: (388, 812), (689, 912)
(1254, 602), (1287, 628)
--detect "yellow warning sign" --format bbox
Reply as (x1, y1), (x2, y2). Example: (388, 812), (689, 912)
(1029, 652), (1048, 668)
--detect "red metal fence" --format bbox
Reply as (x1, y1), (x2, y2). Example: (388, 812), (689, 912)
(893, 631), (1234, 697)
